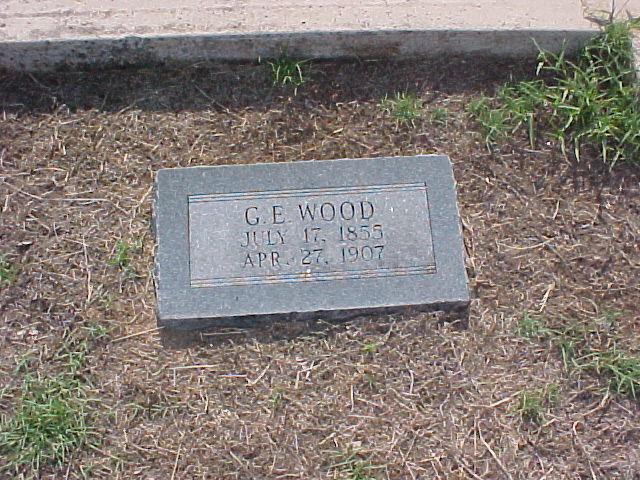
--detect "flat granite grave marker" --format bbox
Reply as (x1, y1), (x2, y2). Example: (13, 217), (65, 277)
(153, 155), (469, 329)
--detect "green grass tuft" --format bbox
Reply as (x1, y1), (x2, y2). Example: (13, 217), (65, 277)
(546, 383), (560, 405)
(0, 254), (18, 287)
(518, 310), (640, 401)
(330, 450), (381, 480)
(429, 106), (450, 126)
(517, 312), (550, 339)
(0, 374), (91, 476)
(268, 388), (285, 411)
(379, 92), (423, 127)
(469, 19), (640, 167)
(514, 384), (560, 425)
(267, 56), (309, 91)
(515, 389), (545, 424)
(574, 347), (640, 399)
(361, 341), (380, 355)
(108, 238), (142, 278)
(0, 328), (104, 477)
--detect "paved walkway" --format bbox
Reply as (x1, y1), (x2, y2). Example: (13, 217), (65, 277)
(1, 0), (638, 70)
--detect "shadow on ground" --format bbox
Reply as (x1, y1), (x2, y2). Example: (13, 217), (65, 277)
(1, 56), (533, 114)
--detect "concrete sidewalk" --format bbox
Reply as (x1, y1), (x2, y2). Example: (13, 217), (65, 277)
(0, 0), (637, 71)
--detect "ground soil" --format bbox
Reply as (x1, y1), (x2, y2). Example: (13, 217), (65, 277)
(1, 57), (639, 479)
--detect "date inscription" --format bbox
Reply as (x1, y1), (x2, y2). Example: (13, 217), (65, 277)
(188, 184), (436, 287)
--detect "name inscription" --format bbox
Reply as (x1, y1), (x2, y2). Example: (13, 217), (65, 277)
(188, 183), (436, 287)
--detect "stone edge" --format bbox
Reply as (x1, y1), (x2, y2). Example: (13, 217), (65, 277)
(0, 28), (598, 72)
(152, 155), (470, 330)
(157, 301), (471, 331)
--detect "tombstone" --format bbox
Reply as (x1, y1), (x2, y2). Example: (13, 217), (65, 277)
(153, 155), (469, 329)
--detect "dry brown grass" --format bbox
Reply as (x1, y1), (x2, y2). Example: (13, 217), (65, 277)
(1, 58), (639, 479)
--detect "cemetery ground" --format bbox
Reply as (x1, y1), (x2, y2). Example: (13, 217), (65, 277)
(1, 47), (640, 478)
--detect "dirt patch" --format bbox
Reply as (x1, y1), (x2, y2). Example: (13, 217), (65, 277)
(1, 57), (639, 479)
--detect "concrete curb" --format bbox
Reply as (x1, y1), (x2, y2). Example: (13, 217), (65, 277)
(1, 29), (598, 72)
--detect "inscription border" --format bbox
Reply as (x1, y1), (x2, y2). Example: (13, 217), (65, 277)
(187, 182), (437, 288)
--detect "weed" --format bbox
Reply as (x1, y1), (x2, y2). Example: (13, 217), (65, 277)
(330, 450), (380, 480)
(267, 56), (309, 92)
(519, 310), (640, 401)
(598, 310), (623, 331)
(54, 336), (89, 374)
(14, 350), (35, 374)
(546, 383), (560, 405)
(108, 238), (142, 277)
(361, 342), (380, 355)
(515, 389), (545, 424)
(269, 388), (284, 410)
(0, 373), (92, 476)
(0, 385), (9, 402)
(79, 462), (96, 479)
(469, 19), (640, 167)
(81, 321), (109, 341)
(362, 372), (378, 390)
(89, 284), (115, 310)
(429, 106), (449, 126)
(0, 254), (18, 287)
(515, 384), (559, 424)
(379, 92), (423, 127)
(468, 96), (507, 146)
(0, 328), (101, 476)
(577, 347), (640, 399)
(469, 80), (547, 149)
(517, 312), (550, 339)
(126, 400), (178, 422)
(96, 290), (115, 309)
(558, 337), (578, 370)
(148, 402), (179, 420)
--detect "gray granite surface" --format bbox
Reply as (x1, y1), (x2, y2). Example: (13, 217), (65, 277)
(154, 155), (469, 329)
